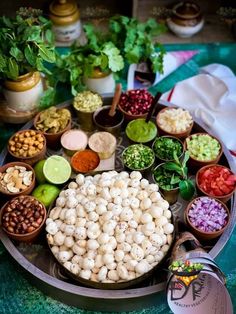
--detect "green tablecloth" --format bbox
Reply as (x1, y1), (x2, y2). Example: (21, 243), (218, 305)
(1, 43), (236, 313)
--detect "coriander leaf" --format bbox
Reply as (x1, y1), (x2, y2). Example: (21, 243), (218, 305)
(102, 42), (124, 72)
(8, 57), (19, 79)
(179, 179), (195, 200)
(10, 47), (24, 61)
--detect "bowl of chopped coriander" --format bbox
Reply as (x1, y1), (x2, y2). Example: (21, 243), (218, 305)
(122, 144), (155, 173)
(152, 136), (184, 162)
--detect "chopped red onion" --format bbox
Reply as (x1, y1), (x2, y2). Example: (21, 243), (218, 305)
(188, 197), (228, 232)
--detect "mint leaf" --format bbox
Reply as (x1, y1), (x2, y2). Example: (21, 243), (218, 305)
(10, 47), (24, 61)
(170, 174), (181, 185)
(24, 45), (36, 66)
(179, 179), (195, 200)
(38, 44), (55, 63)
(8, 57), (19, 79)
(182, 151), (190, 168)
(0, 54), (6, 71)
(163, 162), (182, 175)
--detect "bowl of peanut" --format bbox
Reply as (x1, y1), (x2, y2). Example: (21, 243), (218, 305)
(0, 162), (35, 197)
(7, 129), (46, 165)
(0, 195), (46, 242)
(156, 107), (194, 140)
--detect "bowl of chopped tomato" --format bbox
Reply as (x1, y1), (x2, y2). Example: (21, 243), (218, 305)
(196, 164), (236, 203)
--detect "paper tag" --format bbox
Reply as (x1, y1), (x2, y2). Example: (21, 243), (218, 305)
(167, 272), (233, 314)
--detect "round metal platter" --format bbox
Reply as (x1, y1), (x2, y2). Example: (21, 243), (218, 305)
(0, 99), (235, 312)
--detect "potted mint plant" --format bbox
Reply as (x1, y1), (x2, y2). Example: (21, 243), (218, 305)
(0, 7), (55, 112)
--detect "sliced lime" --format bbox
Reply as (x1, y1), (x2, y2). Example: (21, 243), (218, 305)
(43, 155), (71, 185)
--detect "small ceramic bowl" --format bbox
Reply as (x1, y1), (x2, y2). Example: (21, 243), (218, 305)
(33, 109), (72, 149)
(118, 89), (154, 121)
(8, 129), (46, 166)
(0, 195), (46, 242)
(93, 105), (124, 137)
(156, 107), (193, 140)
(71, 149), (100, 173)
(88, 132), (116, 160)
(0, 162), (35, 197)
(152, 135), (184, 162)
(152, 163), (179, 204)
(185, 196), (230, 241)
(60, 129), (88, 157)
(184, 133), (223, 169)
(122, 144), (155, 174)
(196, 164), (236, 203)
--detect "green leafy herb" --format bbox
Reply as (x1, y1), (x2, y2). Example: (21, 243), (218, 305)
(0, 7), (55, 80)
(154, 151), (195, 200)
(169, 260), (203, 273)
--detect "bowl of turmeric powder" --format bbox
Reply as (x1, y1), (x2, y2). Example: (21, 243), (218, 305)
(71, 149), (100, 173)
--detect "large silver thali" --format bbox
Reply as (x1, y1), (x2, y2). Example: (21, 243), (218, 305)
(0, 98), (235, 312)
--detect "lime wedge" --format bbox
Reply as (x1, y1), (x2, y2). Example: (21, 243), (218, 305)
(43, 155), (71, 185)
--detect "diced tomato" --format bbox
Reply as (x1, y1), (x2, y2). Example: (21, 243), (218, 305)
(219, 185), (231, 195)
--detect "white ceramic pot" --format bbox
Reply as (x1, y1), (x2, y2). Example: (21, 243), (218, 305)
(52, 20), (82, 42)
(167, 18), (204, 38)
(3, 72), (44, 112)
(84, 72), (115, 95)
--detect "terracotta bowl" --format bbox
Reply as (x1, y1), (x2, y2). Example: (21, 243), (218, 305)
(184, 196), (230, 241)
(8, 129), (46, 166)
(118, 90), (153, 121)
(196, 164), (236, 203)
(184, 132), (223, 170)
(34, 110), (72, 149)
(0, 195), (47, 243)
(0, 161), (35, 197)
(156, 106), (194, 139)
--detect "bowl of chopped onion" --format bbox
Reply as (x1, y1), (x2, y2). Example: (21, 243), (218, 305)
(156, 107), (193, 139)
(185, 196), (230, 241)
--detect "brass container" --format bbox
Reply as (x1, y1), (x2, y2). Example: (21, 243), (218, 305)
(49, 0), (81, 42)
(4, 72), (41, 92)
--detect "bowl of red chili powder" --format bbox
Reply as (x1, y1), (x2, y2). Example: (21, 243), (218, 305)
(71, 149), (100, 173)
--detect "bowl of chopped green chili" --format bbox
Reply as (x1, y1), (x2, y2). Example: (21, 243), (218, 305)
(152, 136), (183, 162)
(122, 144), (155, 172)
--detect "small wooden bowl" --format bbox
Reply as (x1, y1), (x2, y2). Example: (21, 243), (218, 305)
(156, 106), (194, 139)
(184, 196), (230, 241)
(196, 164), (236, 203)
(8, 129), (46, 166)
(0, 162), (35, 197)
(34, 110), (72, 149)
(71, 149), (100, 173)
(184, 132), (223, 169)
(0, 195), (47, 243)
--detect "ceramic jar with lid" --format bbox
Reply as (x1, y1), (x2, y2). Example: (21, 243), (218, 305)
(167, 1), (204, 38)
(3, 72), (44, 112)
(49, 0), (82, 43)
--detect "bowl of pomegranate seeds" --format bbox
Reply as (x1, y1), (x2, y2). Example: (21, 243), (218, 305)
(196, 164), (236, 203)
(185, 196), (230, 241)
(118, 89), (154, 120)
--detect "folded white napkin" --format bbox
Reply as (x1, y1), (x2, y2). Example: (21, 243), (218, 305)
(162, 64), (236, 155)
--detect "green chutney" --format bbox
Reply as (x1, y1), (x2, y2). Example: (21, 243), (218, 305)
(126, 119), (157, 143)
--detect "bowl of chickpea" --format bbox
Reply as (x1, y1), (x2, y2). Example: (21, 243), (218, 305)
(7, 129), (46, 166)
